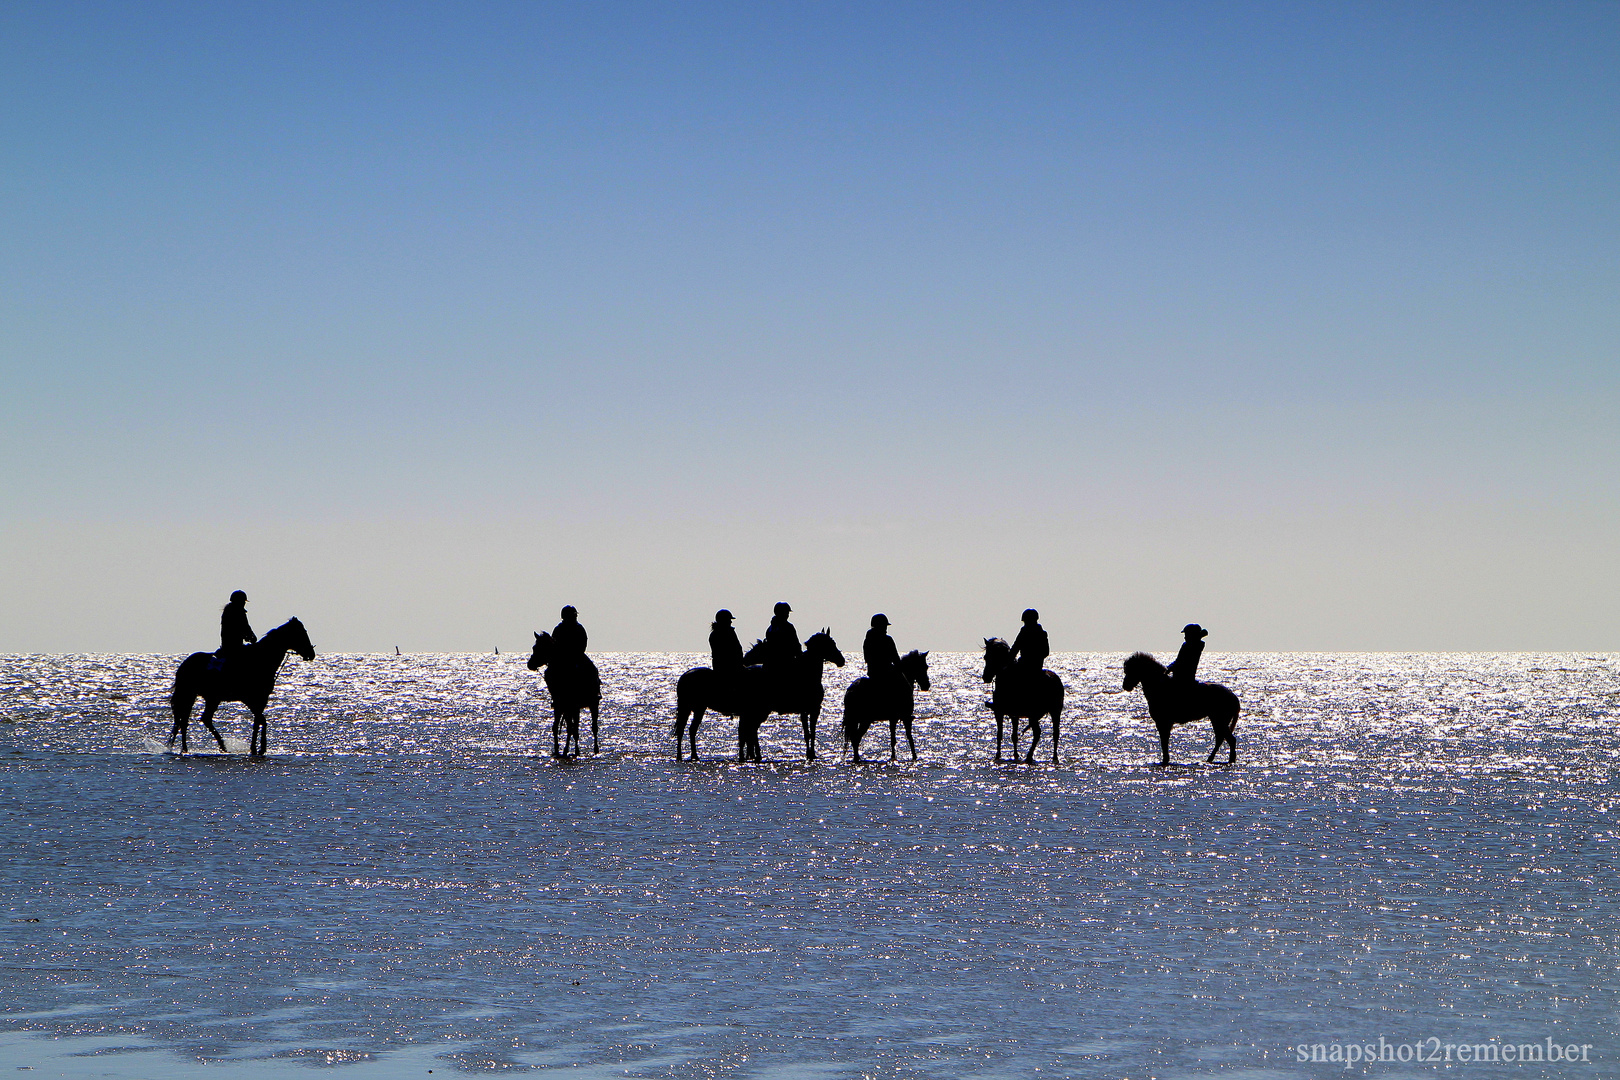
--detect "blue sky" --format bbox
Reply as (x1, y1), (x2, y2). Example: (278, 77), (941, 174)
(3, 1), (1616, 652)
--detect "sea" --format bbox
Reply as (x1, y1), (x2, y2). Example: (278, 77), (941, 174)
(1, 651), (1615, 1079)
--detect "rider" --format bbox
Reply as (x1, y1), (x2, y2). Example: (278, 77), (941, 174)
(709, 609), (744, 675)
(1168, 623), (1206, 698)
(218, 590), (257, 659)
(553, 605), (588, 668)
(1008, 608), (1049, 685)
(864, 613), (903, 703)
(764, 602), (800, 666)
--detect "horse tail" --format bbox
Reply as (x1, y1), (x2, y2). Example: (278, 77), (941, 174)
(841, 678), (866, 746)
(170, 683), (196, 722)
(674, 668), (707, 737)
(170, 654), (205, 720)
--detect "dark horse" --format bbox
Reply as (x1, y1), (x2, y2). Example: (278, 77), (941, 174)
(982, 638), (1065, 764)
(1122, 651), (1240, 765)
(673, 631), (844, 762)
(842, 650), (930, 763)
(739, 630), (844, 761)
(168, 618), (315, 756)
(527, 632), (602, 759)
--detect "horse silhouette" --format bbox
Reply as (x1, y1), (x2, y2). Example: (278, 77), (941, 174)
(735, 630), (845, 761)
(168, 618), (315, 756)
(671, 663), (764, 762)
(1122, 651), (1240, 765)
(982, 638), (1065, 764)
(842, 649), (930, 763)
(527, 631), (602, 758)
(672, 631), (845, 762)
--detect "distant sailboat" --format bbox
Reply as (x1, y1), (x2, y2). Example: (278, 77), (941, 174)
(395, 646), (400, 655)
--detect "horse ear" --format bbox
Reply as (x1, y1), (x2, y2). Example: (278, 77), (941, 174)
(921, 650), (929, 658)
(534, 632), (541, 640)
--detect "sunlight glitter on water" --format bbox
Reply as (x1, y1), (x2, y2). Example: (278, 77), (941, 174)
(1, 652), (1617, 1078)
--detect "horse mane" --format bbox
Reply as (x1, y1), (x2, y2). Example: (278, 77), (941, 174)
(1123, 651), (1164, 676)
(259, 618), (302, 643)
(983, 637), (1009, 653)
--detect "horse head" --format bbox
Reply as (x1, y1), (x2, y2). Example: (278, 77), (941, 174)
(742, 638), (768, 666)
(528, 631), (552, 671)
(288, 618), (315, 661)
(901, 649), (930, 691)
(982, 638), (1010, 683)
(805, 629), (845, 667)
(1122, 651), (1164, 692)
(263, 617), (315, 662)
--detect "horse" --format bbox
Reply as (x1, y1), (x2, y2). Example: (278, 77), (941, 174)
(1122, 651), (1240, 765)
(732, 630), (846, 761)
(527, 632), (602, 759)
(671, 663), (763, 761)
(842, 650), (930, 763)
(981, 638), (1065, 764)
(167, 618), (315, 757)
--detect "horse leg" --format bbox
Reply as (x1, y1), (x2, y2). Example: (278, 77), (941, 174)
(994, 710), (1004, 762)
(590, 702), (600, 754)
(249, 708), (267, 757)
(1050, 707), (1060, 765)
(552, 711), (562, 758)
(904, 714), (917, 761)
(197, 700), (227, 753)
(689, 708), (703, 760)
(1024, 716), (1040, 765)
(1211, 716), (1237, 764)
(1158, 722), (1172, 766)
(1010, 713), (1020, 761)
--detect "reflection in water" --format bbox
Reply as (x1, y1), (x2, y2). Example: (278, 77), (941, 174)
(1, 652), (1616, 1077)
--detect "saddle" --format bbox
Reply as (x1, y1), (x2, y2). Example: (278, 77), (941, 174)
(208, 646), (247, 676)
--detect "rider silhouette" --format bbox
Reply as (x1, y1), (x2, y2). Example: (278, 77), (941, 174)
(219, 590), (257, 657)
(553, 606), (588, 664)
(864, 613), (902, 703)
(709, 609), (744, 675)
(1009, 609), (1049, 681)
(764, 602), (801, 667)
(1168, 623), (1206, 697)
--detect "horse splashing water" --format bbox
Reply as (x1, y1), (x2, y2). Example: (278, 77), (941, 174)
(167, 618), (315, 756)
(528, 632), (602, 759)
(982, 638), (1065, 764)
(1122, 651), (1240, 765)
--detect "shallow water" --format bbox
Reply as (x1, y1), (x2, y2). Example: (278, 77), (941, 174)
(1, 652), (1616, 1078)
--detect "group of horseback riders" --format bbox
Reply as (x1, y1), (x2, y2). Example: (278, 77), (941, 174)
(195, 590), (1223, 763)
(216, 590), (1208, 699)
